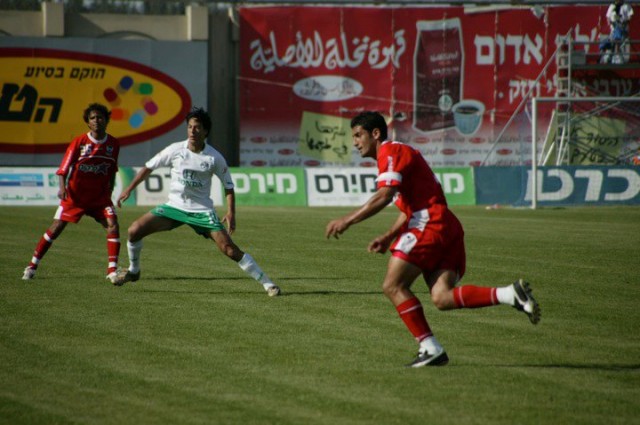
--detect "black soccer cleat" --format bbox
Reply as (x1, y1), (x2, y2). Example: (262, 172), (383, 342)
(406, 349), (450, 368)
(512, 279), (541, 325)
(113, 270), (140, 286)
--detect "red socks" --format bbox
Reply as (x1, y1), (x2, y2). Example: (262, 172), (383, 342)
(107, 231), (120, 274)
(453, 286), (498, 308)
(29, 230), (56, 269)
(29, 229), (120, 275)
(396, 288), (498, 343)
(396, 297), (432, 342)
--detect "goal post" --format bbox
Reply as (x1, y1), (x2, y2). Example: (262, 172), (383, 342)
(530, 95), (640, 209)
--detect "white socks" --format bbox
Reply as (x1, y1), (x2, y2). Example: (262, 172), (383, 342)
(496, 285), (516, 305)
(238, 253), (275, 290)
(124, 244), (274, 289)
(127, 240), (143, 273)
(419, 336), (444, 355)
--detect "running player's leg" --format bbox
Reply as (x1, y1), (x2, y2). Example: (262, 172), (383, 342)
(427, 268), (540, 324)
(383, 256), (448, 367)
(424, 229), (510, 311)
(420, 218), (540, 323)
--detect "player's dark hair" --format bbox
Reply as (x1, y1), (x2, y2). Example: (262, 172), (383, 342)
(351, 111), (388, 141)
(186, 107), (212, 134)
(83, 103), (111, 124)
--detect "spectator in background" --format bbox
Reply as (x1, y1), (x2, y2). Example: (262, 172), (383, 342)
(606, 0), (634, 63)
(22, 103), (121, 283)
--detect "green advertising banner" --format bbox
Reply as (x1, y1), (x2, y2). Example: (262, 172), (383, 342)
(230, 167), (307, 206)
(298, 112), (352, 164)
(433, 167), (476, 206)
(571, 117), (627, 165)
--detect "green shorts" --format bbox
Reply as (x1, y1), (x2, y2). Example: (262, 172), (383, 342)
(151, 204), (225, 236)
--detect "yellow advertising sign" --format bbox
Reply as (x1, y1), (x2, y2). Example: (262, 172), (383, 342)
(0, 48), (191, 153)
(298, 111), (352, 164)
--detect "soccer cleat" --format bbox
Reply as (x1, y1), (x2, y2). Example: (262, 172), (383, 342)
(106, 271), (119, 284)
(113, 270), (140, 286)
(22, 267), (36, 280)
(266, 285), (281, 297)
(406, 349), (449, 368)
(512, 279), (541, 325)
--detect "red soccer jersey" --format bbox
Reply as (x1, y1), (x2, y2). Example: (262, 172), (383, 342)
(376, 141), (450, 232)
(56, 132), (120, 208)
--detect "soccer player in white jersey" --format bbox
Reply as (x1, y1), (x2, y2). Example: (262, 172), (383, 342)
(113, 107), (280, 296)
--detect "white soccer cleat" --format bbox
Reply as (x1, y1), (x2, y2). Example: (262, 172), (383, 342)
(106, 271), (119, 284)
(266, 285), (281, 297)
(22, 267), (36, 280)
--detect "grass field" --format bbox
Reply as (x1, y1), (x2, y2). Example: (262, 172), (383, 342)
(1, 205), (639, 425)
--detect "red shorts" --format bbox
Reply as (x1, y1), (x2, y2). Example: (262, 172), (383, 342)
(391, 221), (466, 280)
(55, 200), (117, 224)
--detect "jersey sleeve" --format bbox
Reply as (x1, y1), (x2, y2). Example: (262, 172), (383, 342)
(213, 152), (234, 190)
(56, 137), (80, 177)
(376, 144), (405, 189)
(145, 143), (175, 170)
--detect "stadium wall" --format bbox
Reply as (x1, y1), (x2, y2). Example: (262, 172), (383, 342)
(2, 166), (638, 208)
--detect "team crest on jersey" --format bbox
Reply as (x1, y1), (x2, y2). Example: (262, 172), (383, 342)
(106, 145), (114, 155)
(200, 160), (214, 171)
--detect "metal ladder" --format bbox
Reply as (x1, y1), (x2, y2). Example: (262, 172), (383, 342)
(553, 35), (573, 165)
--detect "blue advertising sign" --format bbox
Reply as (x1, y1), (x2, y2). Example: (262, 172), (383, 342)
(475, 166), (640, 206)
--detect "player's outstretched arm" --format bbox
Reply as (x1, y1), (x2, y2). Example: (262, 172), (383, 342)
(326, 186), (397, 239)
(117, 167), (152, 207)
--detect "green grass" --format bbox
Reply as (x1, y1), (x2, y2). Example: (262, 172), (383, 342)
(1, 205), (639, 425)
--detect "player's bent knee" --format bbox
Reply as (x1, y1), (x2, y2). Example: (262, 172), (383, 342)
(431, 289), (455, 311)
(381, 281), (402, 298)
(128, 222), (144, 240)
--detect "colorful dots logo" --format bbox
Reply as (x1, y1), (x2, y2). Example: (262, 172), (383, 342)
(103, 76), (159, 129)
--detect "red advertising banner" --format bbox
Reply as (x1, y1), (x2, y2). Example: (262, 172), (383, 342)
(239, 5), (638, 167)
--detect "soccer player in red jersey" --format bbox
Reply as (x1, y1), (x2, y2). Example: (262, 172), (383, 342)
(22, 103), (121, 283)
(326, 111), (540, 367)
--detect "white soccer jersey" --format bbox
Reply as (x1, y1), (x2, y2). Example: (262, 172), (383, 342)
(145, 140), (234, 212)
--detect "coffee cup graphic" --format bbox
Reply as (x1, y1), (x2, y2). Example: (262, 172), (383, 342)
(452, 100), (485, 135)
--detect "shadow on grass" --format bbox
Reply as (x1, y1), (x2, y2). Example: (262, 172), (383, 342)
(147, 276), (352, 282)
(129, 287), (381, 296)
(278, 290), (381, 296)
(509, 363), (640, 372)
(116, 275), (382, 296)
